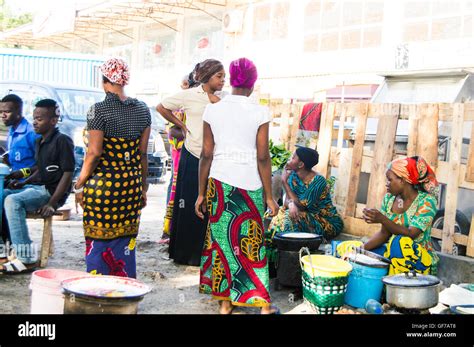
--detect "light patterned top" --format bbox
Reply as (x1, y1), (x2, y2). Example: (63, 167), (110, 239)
(380, 192), (439, 266)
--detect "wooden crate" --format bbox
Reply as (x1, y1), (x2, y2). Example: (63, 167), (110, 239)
(278, 101), (474, 257)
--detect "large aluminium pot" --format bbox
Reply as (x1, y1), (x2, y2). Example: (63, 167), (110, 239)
(382, 271), (441, 310)
(61, 275), (151, 314)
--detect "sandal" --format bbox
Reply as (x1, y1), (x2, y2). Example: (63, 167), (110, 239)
(158, 238), (170, 245)
(0, 258), (37, 275)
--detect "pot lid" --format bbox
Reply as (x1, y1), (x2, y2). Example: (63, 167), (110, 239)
(382, 272), (441, 287)
(346, 253), (389, 268)
(61, 275), (152, 299)
(279, 232), (321, 239)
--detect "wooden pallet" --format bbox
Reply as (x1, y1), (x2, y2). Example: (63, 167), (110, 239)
(276, 101), (474, 257)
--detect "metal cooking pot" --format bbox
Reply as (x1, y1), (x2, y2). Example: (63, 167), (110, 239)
(61, 275), (151, 314)
(63, 292), (143, 314)
(382, 271), (441, 310)
(273, 233), (323, 288)
(273, 233), (323, 252)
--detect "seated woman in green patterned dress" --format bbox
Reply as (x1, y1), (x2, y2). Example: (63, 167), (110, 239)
(267, 147), (343, 260)
(337, 156), (440, 275)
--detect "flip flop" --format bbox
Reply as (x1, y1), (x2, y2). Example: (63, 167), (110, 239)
(0, 258), (37, 275)
(158, 238), (170, 245)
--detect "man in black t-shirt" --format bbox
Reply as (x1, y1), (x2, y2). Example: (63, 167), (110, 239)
(0, 99), (75, 273)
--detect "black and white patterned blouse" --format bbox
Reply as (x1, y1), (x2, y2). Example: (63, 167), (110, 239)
(87, 92), (151, 139)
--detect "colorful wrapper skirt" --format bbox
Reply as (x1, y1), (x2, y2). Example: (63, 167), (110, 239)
(82, 135), (143, 278)
(337, 235), (437, 276)
(373, 235), (436, 275)
(85, 236), (137, 278)
(199, 178), (272, 307)
(163, 110), (186, 237)
(163, 136), (183, 236)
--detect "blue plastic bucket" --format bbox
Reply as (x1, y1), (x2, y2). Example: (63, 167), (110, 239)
(344, 253), (389, 308)
(331, 240), (342, 257)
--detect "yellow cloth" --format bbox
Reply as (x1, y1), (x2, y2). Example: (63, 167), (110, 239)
(336, 240), (363, 258)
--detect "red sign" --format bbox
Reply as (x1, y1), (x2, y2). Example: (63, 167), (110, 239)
(197, 37), (209, 49)
(154, 44), (162, 55)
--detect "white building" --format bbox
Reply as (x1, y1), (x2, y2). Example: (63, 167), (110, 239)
(1, 0), (473, 101)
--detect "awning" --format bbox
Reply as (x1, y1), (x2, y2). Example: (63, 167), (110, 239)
(0, 0), (229, 50)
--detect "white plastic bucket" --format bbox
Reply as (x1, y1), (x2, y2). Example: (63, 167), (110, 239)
(30, 269), (91, 314)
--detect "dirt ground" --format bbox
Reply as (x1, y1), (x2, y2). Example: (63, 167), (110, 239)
(0, 172), (308, 314)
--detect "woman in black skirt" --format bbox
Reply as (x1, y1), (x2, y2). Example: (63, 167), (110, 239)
(156, 59), (225, 266)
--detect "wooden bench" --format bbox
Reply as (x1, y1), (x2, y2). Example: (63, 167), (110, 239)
(26, 212), (58, 268)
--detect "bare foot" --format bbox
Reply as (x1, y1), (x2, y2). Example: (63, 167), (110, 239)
(219, 300), (235, 314)
(261, 305), (280, 314)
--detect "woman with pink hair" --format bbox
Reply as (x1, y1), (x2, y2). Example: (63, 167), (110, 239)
(195, 58), (280, 314)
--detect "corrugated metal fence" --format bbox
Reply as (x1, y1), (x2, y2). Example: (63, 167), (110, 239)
(0, 51), (103, 88)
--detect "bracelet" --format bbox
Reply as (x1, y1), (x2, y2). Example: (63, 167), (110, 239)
(20, 168), (31, 178)
(72, 184), (84, 193)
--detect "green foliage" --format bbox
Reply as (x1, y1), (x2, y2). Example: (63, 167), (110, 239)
(327, 176), (336, 196)
(269, 139), (292, 172)
(0, 0), (33, 32)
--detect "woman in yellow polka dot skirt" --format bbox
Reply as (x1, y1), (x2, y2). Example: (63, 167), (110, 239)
(74, 58), (151, 278)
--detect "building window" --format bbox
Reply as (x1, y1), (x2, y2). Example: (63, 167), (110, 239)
(343, 2), (363, 27)
(140, 22), (177, 70)
(341, 29), (361, 50)
(402, 1), (470, 43)
(304, 0), (384, 53)
(431, 1), (462, 16)
(272, 2), (290, 39)
(253, 1), (289, 41)
(304, 33), (319, 52)
(364, 1), (384, 23)
(305, 0), (322, 31)
(464, 15), (473, 37)
(404, 1), (429, 18)
(304, 0), (321, 52)
(185, 16), (224, 65)
(431, 17), (462, 41)
(320, 31), (339, 51)
(403, 22), (430, 42)
(362, 26), (382, 48)
(253, 4), (271, 41)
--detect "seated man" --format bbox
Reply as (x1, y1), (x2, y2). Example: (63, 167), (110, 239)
(1, 94), (39, 182)
(0, 94), (39, 247)
(0, 99), (75, 273)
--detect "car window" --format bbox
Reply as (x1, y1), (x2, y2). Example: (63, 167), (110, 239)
(0, 84), (50, 122)
(56, 89), (105, 121)
(27, 87), (53, 120)
(149, 107), (167, 131)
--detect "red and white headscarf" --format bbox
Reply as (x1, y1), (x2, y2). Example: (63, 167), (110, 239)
(388, 156), (439, 198)
(100, 58), (130, 86)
